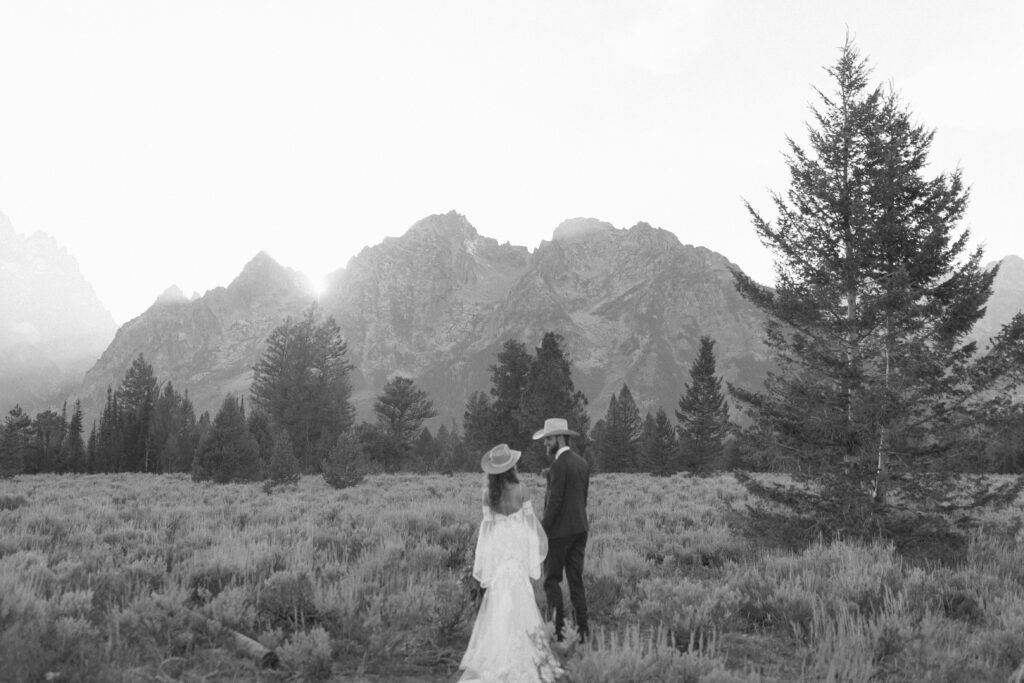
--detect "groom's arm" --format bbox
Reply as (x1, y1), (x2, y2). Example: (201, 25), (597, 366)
(542, 458), (566, 532)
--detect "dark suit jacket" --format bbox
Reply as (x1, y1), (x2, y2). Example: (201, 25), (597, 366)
(542, 448), (590, 539)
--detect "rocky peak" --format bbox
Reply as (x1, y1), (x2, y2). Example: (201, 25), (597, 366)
(404, 210), (479, 245)
(227, 251), (313, 299)
(152, 285), (188, 307)
(552, 217), (615, 243)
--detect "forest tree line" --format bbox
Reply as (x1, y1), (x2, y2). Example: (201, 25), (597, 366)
(0, 311), (739, 483)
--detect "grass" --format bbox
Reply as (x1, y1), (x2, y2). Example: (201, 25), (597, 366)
(1, 471), (1023, 681)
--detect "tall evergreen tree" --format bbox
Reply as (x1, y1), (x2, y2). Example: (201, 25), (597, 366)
(247, 408), (275, 478)
(30, 409), (64, 473)
(86, 422), (98, 473)
(676, 337), (730, 471)
(520, 332), (590, 469)
(462, 390), (495, 459)
(435, 422), (471, 473)
(192, 394), (260, 483)
(596, 388), (643, 472)
(731, 38), (1024, 503)
(412, 427), (441, 472)
(251, 305), (355, 473)
(641, 409), (679, 476)
(0, 406), (32, 477)
(120, 354), (159, 472)
(487, 339), (534, 450)
(59, 400), (86, 473)
(95, 387), (124, 472)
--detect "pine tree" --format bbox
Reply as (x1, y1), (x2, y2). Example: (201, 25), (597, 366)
(588, 419), (606, 472)
(120, 354), (159, 471)
(594, 385), (643, 472)
(641, 409), (679, 476)
(247, 408), (275, 478)
(731, 37), (1024, 504)
(520, 332), (590, 470)
(462, 390), (494, 459)
(596, 395), (622, 472)
(373, 376), (437, 467)
(86, 422), (98, 473)
(31, 409), (64, 473)
(487, 339), (534, 450)
(95, 387), (124, 472)
(251, 305), (355, 472)
(676, 337), (730, 471)
(0, 406), (32, 477)
(412, 427), (441, 472)
(59, 400), (86, 473)
(192, 394), (260, 483)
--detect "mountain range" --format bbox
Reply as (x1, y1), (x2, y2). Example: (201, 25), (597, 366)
(3, 210), (1022, 430)
(0, 212), (118, 414)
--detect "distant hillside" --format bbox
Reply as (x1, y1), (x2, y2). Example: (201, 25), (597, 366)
(74, 252), (315, 421)
(972, 255), (1024, 347)
(0, 212), (117, 413)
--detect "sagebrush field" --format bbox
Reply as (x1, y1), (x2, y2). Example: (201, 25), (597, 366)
(2, 472), (1023, 682)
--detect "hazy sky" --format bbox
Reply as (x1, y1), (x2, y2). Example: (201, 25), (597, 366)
(2, 1), (1022, 324)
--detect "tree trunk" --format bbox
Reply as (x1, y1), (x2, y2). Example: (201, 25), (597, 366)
(872, 427), (888, 505)
(872, 336), (892, 506)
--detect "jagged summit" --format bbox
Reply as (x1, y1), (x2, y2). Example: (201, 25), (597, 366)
(403, 210), (479, 242)
(552, 217), (615, 242)
(227, 251), (313, 297)
(152, 285), (188, 307)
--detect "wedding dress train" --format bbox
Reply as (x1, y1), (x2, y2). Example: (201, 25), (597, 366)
(459, 500), (562, 683)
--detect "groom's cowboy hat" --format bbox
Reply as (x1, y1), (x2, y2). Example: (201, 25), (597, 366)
(481, 444), (522, 474)
(532, 417), (579, 440)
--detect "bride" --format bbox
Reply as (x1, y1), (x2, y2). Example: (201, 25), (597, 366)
(458, 444), (563, 683)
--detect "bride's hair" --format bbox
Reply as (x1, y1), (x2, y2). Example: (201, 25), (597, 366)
(487, 468), (519, 509)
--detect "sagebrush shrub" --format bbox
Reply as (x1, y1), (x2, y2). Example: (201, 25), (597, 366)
(257, 571), (316, 629)
(0, 494), (28, 510)
(278, 626), (333, 681)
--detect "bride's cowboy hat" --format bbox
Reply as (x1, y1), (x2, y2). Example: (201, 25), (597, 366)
(481, 444), (522, 474)
(532, 417), (579, 440)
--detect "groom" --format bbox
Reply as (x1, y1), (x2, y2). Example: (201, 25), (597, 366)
(534, 417), (590, 642)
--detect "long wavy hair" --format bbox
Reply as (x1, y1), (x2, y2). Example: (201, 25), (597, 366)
(487, 468), (519, 509)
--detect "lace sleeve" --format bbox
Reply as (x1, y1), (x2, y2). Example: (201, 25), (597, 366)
(472, 505), (497, 587)
(522, 500), (548, 580)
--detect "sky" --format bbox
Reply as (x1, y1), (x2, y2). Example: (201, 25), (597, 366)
(1, 1), (1022, 325)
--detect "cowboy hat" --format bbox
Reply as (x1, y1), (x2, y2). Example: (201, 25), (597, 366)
(532, 417), (579, 440)
(481, 443), (522, 474)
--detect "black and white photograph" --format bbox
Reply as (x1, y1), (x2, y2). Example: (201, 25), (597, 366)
(2, 2), (1023, 681)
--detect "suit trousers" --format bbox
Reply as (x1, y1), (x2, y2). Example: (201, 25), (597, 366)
(543, 531), (589, 640)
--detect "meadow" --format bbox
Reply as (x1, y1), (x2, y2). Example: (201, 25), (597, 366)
(2, 471), (1024, 682)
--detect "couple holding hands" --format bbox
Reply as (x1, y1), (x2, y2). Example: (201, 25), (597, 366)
(458, 417), (591, 683)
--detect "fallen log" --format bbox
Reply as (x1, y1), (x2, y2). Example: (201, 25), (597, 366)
(184, 611), (279, 669)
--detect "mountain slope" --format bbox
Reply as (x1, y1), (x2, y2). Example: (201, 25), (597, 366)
(75, 252), (315, 420)
(0, 212), (117, 413)
(321, 213), (768, 424)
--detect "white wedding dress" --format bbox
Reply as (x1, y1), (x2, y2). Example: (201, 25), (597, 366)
(459, 499), (562, 683)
